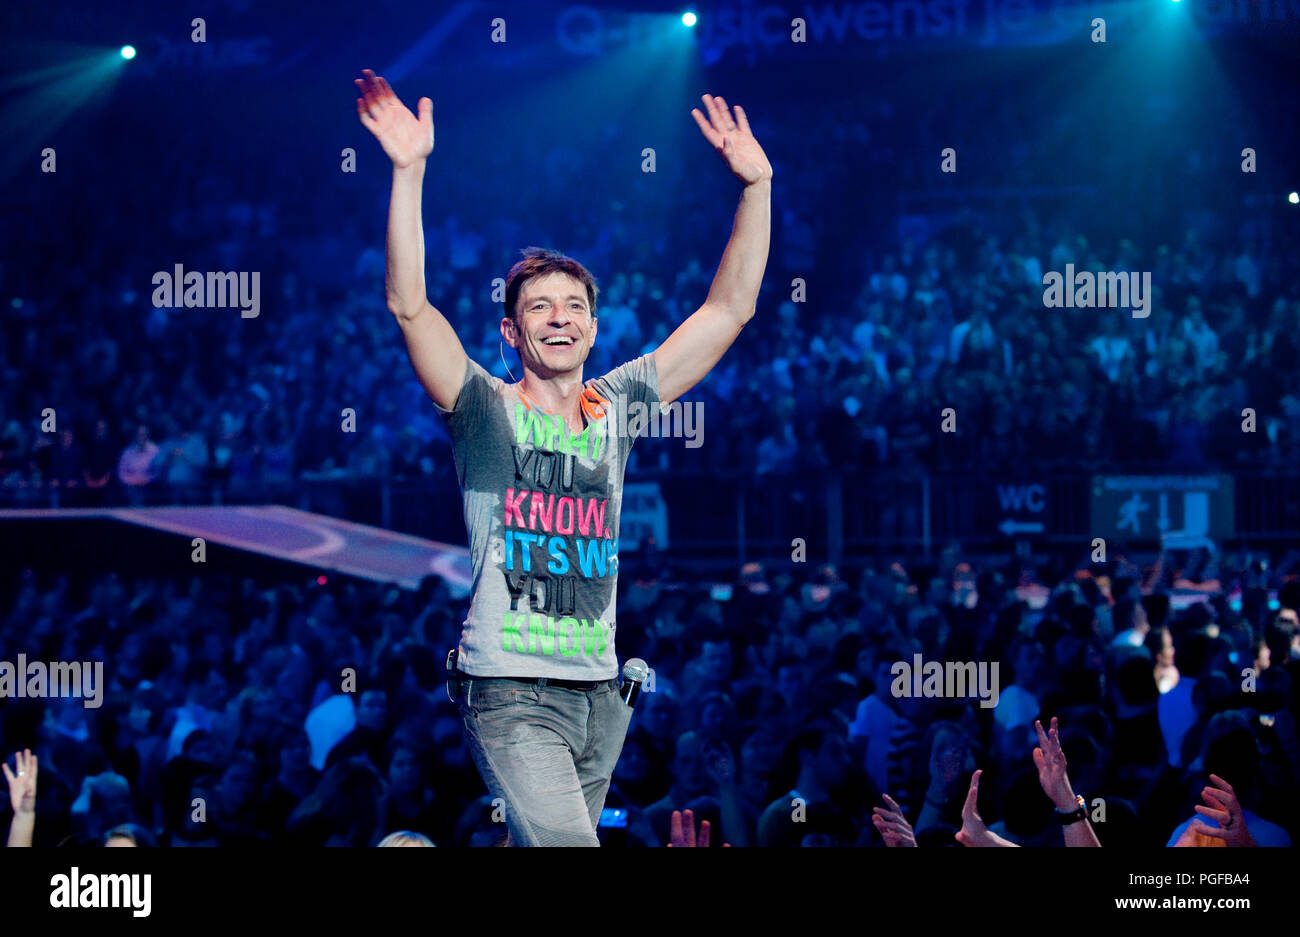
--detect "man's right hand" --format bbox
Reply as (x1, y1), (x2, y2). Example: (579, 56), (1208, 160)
(359, 66), (467, 410)
(355, 69), (434, 169)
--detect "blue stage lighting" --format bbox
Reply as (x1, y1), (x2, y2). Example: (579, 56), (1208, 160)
(120, 45), (136, 60)
(682, 11), (697, 27)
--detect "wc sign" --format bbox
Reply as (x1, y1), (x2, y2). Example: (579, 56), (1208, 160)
(995, 482), (1046, 536)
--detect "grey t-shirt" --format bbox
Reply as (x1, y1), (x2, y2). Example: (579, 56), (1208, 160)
(437, 353), (660, 680)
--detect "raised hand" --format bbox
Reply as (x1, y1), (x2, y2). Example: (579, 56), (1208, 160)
(1032, 717), (1078, 810)
(667, 808), (730, 847)
(690, 94), (772, 186)
(1188, 774), (1257, 847)
(872, 794), (916, 847)
(2, 749), (37, 816)
(355, 69), (434, 169)
(955, 769), (1016, 847)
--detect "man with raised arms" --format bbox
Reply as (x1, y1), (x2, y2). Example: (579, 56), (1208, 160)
(355, 68), (771, 846)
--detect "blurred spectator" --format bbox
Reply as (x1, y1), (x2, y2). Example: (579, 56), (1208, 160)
(117, 425), (162, 503)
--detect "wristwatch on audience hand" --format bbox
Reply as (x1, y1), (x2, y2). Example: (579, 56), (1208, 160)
(1054, 794), (1088, 825)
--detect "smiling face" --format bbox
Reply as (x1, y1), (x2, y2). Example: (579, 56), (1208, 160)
(503, 271), (597, 378)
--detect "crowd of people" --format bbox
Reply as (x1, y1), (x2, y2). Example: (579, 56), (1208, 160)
(3, 543), (1296, 846)
(2, 226), (1293, 503)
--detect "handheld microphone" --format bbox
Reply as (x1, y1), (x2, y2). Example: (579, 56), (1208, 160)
(621, 658), (649, 708)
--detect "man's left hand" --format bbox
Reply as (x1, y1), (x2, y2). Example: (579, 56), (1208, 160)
(691, 94), (773, 186)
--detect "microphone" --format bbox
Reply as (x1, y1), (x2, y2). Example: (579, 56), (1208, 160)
(621, 658), (649, 708)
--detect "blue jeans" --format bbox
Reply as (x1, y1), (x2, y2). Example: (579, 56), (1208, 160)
(459, 676), (633, 846)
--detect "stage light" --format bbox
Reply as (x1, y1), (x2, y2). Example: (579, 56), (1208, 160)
(317, 575), (328, 585)
(120, 45), (136, 60)
(1290, 192), (1299, 205)
(682, 11), (697, 27)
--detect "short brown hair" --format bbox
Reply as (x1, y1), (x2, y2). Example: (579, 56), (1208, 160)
(504, 247), (599, 324)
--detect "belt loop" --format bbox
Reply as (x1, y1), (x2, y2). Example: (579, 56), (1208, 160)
(537, 677), (548, 688)
(465, 678), (472, 709)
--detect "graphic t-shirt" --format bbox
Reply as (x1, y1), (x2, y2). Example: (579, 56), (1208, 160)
(438, 353), (660, 680)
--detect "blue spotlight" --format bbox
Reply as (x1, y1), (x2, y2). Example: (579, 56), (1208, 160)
(1290, 192), (1299, 205)
(120, 45), (136, 60)
(682, 11), (697, 27)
